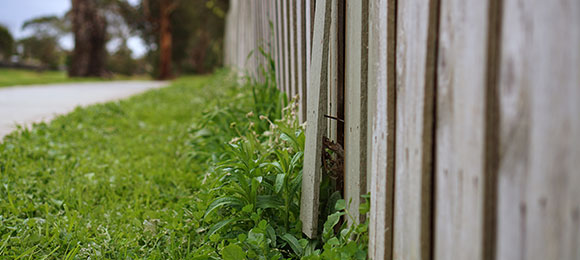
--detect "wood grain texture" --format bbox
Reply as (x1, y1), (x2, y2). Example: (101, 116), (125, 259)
(300, 0), (333, 238)
(368, 0), (396, 259)
(304, 0), (312, 122)
(327, 0), (338, 141)
(433, 0), (500, 259)
(393, 0), (439, 258)
(344, 0), (369, 225)
(289, 0), (297, 98)
(282, 0), (290, 95)
(275, 0), (284, 91)
(496, 0), (580, 259)
(296, 0), (306, 121)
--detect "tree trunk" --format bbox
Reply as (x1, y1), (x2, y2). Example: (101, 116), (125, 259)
(69, 0), (107, 77)
(158, 0), (173, 79)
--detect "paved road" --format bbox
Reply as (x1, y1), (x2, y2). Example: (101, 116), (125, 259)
(0, 81), (167, 138)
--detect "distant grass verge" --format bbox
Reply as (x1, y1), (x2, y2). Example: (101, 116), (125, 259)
(0, 68), (149, 87)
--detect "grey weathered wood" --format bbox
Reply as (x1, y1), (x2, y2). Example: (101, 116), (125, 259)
(288, 0), (297, 98)
(303, 0), (313, 122)
(496, 1), (580, 260)
(433, 0), (500, 259)
(296, 0), (307, 122)
(282, 0), (290, 95)
(327, 0), (338, 141)
(368, 0), (396, 258)
(275, 0), (284, 91)
(392, 0), (439, 258)
(300, 0), (333, 238)
(344, 0), (369, 225)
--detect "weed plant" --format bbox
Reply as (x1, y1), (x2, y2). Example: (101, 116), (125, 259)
(187, 51), (369, 259)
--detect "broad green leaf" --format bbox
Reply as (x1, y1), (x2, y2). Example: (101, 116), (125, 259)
(208, 218), (237, 237)
(335, 199), (346, 211)
(204, 197), (244, 218)
(256, 195), (284, 209)
(281, 233), (303, 256)
(323, 211), (345, 242)
(274, 173), (285, 193)
(220, 244), (246, 260)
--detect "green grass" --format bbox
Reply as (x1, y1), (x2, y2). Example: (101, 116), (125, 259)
(0, 75), (219, 258)
(0, 68), (369, 259)
(0, 68), (149, 87)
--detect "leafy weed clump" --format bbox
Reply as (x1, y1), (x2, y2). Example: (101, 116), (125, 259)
(187, 54), (369, 259)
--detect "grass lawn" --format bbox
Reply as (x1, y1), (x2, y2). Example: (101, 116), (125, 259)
(0, 68), (148, 87)
(0, 75), (217, 258)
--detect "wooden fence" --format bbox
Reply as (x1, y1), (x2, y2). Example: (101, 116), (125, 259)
(224, 0), (580, 259)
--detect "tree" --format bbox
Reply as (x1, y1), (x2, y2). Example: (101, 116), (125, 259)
(158, 0), (175, 79)
(17, 36), (62, 69)
(0, 25), (14, 61)
(69, 0), (108, 77)
(18, 16), (68, 69)
(107, 41), (139, 75)
(120, 0), (228, 77)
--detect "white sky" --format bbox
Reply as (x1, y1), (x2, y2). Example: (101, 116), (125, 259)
(0, 0), (146, 57)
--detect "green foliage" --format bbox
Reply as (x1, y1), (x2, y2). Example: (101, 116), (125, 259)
(107, 43), (140, 76)
(17, 36), (63, 70)
(121, 0), (229, 75)
(0, 24), (14, 61)
(186, 52), (369, 259)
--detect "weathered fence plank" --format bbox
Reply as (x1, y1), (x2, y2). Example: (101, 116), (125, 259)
(275, 0), (284, 91)
(297, 0), (307, 122)
(303, 0), (313, 122)
(393, 0), (439, 258)
(282, 0), (291, 95)
(327, 0), (338, 141)
(433, 0), (500, 259)
(288, 0), (297, 98)
(300, 0), (333, 238)
(344, 0), (369, 225)
(368, 0), (396, 258)
(496, 1), (580, 260)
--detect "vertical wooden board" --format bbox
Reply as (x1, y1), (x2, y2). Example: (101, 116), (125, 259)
(304, 0), (313, 122)
(368, 0), (396, 259)
(282, 0), (291, 95)
(297, 0), (307, 122)
(255, 0), (263, 75)
(275, 0), (284, 91)
(433, 0), (500, 259)
(288, 0), (296, 98)
(327, 0), (338, 141)
(344, 0), (370, 225)
(393, 0), (438, 258)
(301, 0), (333, 238)
(496, 1), (580, 260)
(365, 0), (377, 195)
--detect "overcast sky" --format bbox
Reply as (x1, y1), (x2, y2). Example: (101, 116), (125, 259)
(0, 0), (146, 57)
